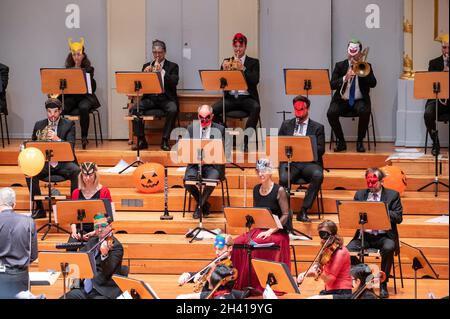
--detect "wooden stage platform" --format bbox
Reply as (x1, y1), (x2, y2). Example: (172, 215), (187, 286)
(1, 139), (448, 299)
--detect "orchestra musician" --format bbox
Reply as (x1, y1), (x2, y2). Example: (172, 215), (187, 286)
(67, 162), (112, 246)
(183, 105), (228, 219)
(62, 37), (101, 149)
(327, 38), (377, 153)
(297, 220), (352, 297)
(0, 62), (8, 116)
(424, 33), (449, 156)
(212, 33), (260, 152)
(231, 158), (291, 296)
(63, 213), (124, 299)
(0, 187), (38, 299)
(26, 98), (80, 219)
(346, 167), (403, 299)
(278, 95), (325, 222)
(129, 39), (179, 151)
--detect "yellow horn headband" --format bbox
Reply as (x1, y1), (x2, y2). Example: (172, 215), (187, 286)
(68, 37), (85, 54)
(439, 33), (449, 44)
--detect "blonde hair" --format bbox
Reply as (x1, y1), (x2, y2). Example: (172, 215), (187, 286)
(78, 165), (100, 191)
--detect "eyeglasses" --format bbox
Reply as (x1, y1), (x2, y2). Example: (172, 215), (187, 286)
(94, 223), (108, 230)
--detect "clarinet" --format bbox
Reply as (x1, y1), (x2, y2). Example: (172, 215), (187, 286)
(160, 166), (173, 220)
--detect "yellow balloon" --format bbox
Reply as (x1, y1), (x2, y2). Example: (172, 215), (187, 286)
(18, 147), (45, 177)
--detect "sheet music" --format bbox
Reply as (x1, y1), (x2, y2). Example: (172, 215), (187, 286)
(144, 282), (160, 299)
(272, 214), (283, 229)
(29, 271), (60, 286)
(117, 291), (133, 299)
(85, 73), (92, 94)
(100, 159), (136, 173)
(425, 215), (449, 224)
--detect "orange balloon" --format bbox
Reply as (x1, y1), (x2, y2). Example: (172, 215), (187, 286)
(380, 166), (407, 196)
(18, 147), (45, 177)
(132, 163), (165, 193)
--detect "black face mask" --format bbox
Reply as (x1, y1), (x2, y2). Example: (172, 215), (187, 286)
(319, 231), (331, 240)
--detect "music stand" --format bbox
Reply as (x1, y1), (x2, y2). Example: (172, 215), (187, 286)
(25, 141), (74, 240)
(199, 70), (247, 124)
(337, 200), (391, 263)
(400, 241), (439, 299)
(112, 275), (160, 299)
(266, 135), (319, 228)
(414, 71), (449, 196)
(177, 138), (225, 242)
(115, 71), (163, 173)
(55, 199), (113, 241)
(284, 69), (331, 98)
(40, 68), (87, 113)
(252, 258), (300, 294)
(224, 206), (281, 292)
(38, 251), (95, 299)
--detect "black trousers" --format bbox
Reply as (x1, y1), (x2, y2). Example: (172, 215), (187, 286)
(184, 165), (222, 208)
(327, 99), (371, 141)
(130, 95), (178, 140)
(212, 95), (260, 130)
(26, 162), (80, 210)
(0, 269), (29, 299)
(64, 94), (97, 138)
(424, 99), (449, 132)
(278, 162), (323, 212)
(62, 287), (108, 299)
(347, 233), (396, 282)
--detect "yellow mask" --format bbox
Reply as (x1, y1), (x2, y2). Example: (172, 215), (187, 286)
(68, 37), (85, 54)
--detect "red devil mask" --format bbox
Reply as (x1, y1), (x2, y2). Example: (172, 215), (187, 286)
(294, 101), (308, 119)
(366, 173), (380, 189)
(198, 113), (212, 128)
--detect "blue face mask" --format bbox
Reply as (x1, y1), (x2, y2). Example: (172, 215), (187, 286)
(214, 235), (226, 249)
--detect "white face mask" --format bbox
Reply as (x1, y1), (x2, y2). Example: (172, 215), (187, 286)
(348, 43), (361, 57)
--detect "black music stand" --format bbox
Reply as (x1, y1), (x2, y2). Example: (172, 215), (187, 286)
(337, 200), (391, 263)
(113, 275), (160, 299)
(177, 138), (225, 242)
(414, 71), (449, 196)
(55, 199), (113, 243)
(38, 251), (96, 299)
(40, 68), (88, 113)
(25, 141), (74, 240)
(115, 71), (163, 173)
(199, 70), (247, 125)
(400, 241), (439, 299)
(224, 206), (282, 293)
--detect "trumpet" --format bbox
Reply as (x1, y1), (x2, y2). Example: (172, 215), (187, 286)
(340, 47), (371, 96)
(145, 60), (162, 73)
(223, 55), (241, 71)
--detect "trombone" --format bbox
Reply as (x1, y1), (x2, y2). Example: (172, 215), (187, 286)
(340, 47), (371, 96)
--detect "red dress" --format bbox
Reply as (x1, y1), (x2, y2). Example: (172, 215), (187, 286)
(231, 184), (291, 295)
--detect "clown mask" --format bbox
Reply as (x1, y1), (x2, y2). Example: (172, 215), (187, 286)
(294, 100), (309, 121)
(348, 42), (361, 57)
(198, 113), (212, 128)
(366, 173), (381, 191)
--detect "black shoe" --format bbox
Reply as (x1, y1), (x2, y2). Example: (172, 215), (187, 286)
(334, 139), (347, 152)
(81, 138), (88, 150)
(296, 210), (311, 223)
(379, 282), (389, 299)
(193, 207), (200, 219)
(31, 209), (46, 219)
(132, 140), (148, 151)
(161, 139), (170, 151)
(356, 140), (366, 153)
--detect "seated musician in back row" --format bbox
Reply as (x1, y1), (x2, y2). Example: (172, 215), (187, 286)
(64, 213), (123, 299)
(26, 98), (80, 219)
(183, 105), (229, 219)
(129, 39), (179, 151)
(68, 162), (112, 246)
(278, 95), (325, 223)
(231, 159), (291, 296)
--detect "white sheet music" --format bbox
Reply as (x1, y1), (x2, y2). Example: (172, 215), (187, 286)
(85, 73), (92, 94)
(29, 271), (60, 286)
(272, 214), (283, 229)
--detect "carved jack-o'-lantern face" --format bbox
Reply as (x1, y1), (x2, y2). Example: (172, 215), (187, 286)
(132, 163), (164, 193)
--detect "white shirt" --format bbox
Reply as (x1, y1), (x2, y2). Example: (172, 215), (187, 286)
(199, 125), (212, 139)
(365, 189), (386, 234)
(342, 59), (363, 101)
(293, 118), (309, 136)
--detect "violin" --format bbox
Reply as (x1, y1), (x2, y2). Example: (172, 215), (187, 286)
(352, 268), (386, 299)
(206, 268), (238, 299)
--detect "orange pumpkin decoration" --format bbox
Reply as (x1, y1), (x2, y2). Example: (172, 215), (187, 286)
(380, 165), (407, 196)
(132, 163), (165, 193)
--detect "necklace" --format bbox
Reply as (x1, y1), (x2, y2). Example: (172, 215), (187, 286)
(260, 182), (274, 196)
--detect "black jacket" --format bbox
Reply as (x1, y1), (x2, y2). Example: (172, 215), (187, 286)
(330, 60), (377, 103)
(185, 122), (228, 177)
(142, 59), (179, 103)
(0, 63), (9, 114)
(278, 118), (325, 165)
(80, 235), (124, 299)
(352, 187), (403, 250)
(222, 56), (260, 102)
(427, 56), (448, 107)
